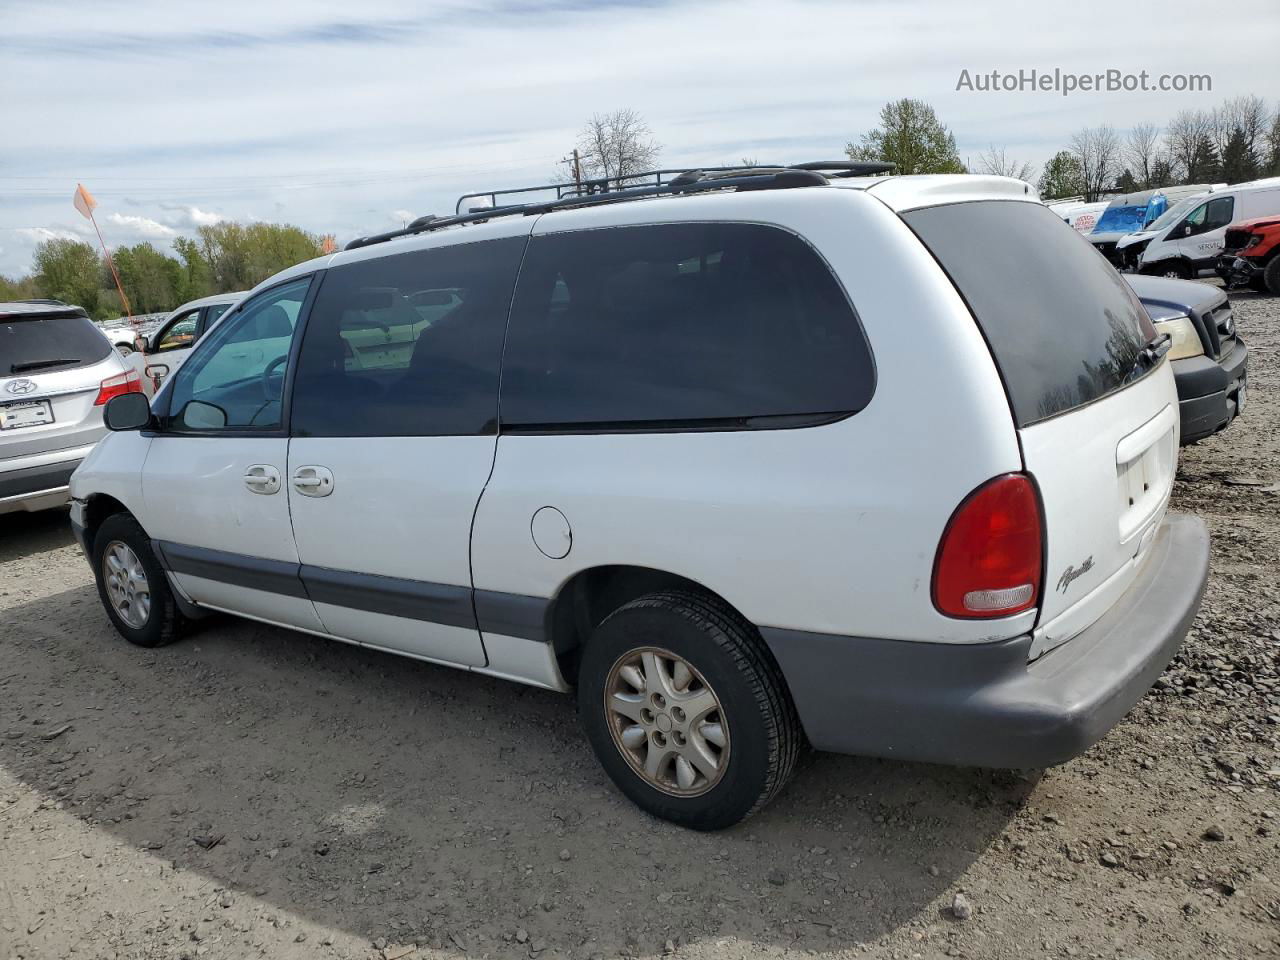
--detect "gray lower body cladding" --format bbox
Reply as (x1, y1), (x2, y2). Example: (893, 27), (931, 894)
(761, 513), (1209, 769)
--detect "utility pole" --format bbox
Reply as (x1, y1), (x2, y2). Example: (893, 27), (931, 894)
(560, 149), (592, 194)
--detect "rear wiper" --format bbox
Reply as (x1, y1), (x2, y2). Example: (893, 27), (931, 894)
(10, 358), (80, 373)
(1126, 332), (1172, 384)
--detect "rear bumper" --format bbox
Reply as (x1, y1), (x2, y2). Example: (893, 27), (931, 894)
(0, 459), (84, 515)
(762, 513), (1209, 769)
(1173, 342), (1249, 443)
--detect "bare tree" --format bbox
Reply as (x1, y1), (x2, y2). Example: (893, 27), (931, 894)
(1124, 123), (1161, 188)
(976, 145), (1036, 182)
(1210, 95), (1271, 161)
(576, 109), (661, 187)
(1069, 125), (1121, 201)
(1164, 109), (1216, 182)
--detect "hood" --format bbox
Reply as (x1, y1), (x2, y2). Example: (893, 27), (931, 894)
(1232, 215), (1280, 233)
(1116, 230), (1158, 249)
(1124, 273), (1225, 321)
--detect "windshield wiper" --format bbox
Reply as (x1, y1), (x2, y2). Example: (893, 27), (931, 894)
(10, 358), (80, 373)
(1126, 332), (1172, 384)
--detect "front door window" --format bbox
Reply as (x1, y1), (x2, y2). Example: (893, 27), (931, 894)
(164, 278), (311, 431)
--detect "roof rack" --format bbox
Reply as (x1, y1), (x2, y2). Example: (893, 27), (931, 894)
(344, 160), (894, 251)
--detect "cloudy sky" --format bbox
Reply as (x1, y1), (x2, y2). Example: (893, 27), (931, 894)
(2, 0), (1276, 278)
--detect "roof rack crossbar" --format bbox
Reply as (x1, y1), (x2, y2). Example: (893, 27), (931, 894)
(346, 160), (896, 252)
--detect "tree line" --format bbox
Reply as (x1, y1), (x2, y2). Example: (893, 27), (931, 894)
(567, 96), (1279, 209)
(0, 222), (324, 321)
(844, 95), (1280, 202)
(1040, 95), (1279, 200)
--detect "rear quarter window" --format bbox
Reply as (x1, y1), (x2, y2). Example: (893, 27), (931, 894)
(902, 200), (1155, 427)
(500, 222), (874, 430)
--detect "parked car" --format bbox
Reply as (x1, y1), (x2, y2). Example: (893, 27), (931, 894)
(137, 293), (246, 385)
(1125, 275), (1248, 443)
(1087, 185), (1222, 266)
(100, 313), (165, 354)
(69, 166), (1208, 829)
(107, 292), (245, 380)
(1, 301), (143, 515)
(1217, 215), (1280, 293)
(1137, 178), (1280, 278)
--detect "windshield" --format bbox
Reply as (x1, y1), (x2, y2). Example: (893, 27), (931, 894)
(1093, 204), (1148, 234)
(1146, 194), (1206, 233)
(2, 314), (112, 373)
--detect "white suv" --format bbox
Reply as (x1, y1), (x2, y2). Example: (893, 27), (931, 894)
(69, 165), (1209, 829)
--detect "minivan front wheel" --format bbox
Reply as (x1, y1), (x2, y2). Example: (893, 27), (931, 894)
(578, 591), (802, 830)
(92, 514), (185, 647)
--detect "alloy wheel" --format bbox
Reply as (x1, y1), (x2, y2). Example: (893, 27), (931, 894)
(102, 540), (151, 629)
(604, 647), (729, 797)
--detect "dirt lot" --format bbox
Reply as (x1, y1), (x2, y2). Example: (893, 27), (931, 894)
(2, 290), (1277, 960)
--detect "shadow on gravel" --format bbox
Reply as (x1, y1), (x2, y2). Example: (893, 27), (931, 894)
(0, 508), (74, 562)
(1, 583), (1034, 956)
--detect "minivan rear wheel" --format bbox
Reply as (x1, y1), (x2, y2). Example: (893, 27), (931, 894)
(92, 514), (185, 648)
(578, 591), (802, 830)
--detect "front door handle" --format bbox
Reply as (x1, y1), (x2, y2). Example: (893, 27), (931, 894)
(291, 465), (334, 497)
(243, 464), (281, 495)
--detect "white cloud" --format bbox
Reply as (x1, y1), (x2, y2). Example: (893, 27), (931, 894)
(15, 226), (84, 244)
(105, 213), (177, 239)
(184, 206), (226, 227)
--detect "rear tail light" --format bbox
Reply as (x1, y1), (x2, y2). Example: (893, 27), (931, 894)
(933, 473), (1043, 619)
(94, 368), (143, 406)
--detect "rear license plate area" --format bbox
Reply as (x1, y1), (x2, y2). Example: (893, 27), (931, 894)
(1116, 406), (1176, 544)
(1, 399), (54, 430)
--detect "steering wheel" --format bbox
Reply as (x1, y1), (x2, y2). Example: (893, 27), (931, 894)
(261, 354), (288, 400)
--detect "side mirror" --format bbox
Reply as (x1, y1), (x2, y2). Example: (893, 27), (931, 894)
(104, 392), (152, 431)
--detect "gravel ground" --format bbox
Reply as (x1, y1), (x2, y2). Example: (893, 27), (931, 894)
(1, 289), (1277, 960)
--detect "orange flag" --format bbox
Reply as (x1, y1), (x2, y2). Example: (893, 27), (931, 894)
(73, 183), (97, 220)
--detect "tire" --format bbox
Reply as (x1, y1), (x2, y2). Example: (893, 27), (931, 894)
(1265, 257), (1280, 297)
(1154, 260), (1190, 280)
(91, 514), (186, 647)
(115, 343), (134, 356)
(577, 590), (802, 830)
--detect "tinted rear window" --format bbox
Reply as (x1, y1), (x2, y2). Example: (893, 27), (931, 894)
(501, 222), (873, 430)
(2, 314), (112, 374)
(902, 201), (1154, 427)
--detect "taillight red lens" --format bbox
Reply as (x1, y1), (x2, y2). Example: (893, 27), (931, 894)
(94, 368), (143, 406)
(933, 473), (1043, 619)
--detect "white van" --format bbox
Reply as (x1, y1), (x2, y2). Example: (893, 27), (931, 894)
(70, 165), (1208, 829)
(1047, 198), (1110, 234)
(1138, 178), (1280, 279)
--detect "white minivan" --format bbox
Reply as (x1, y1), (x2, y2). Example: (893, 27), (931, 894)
(1137, 178), (1280, 278)
(69, 166), (1209, 829)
